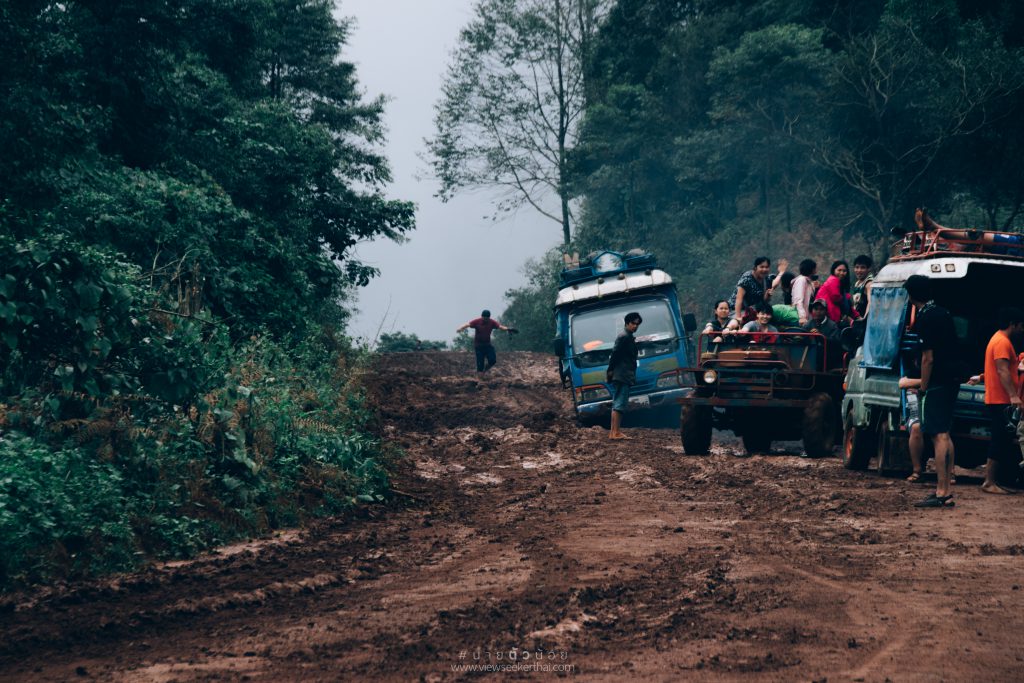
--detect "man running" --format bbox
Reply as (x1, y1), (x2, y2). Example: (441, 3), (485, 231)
(456, 310), (510, 374)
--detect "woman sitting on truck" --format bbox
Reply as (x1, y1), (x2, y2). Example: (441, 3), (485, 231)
(727, 256), (772, 328)
(704, 300), (732, 337)
(816, 260), (859, 325)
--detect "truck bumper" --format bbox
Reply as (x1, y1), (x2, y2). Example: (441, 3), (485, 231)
(682, 397), (811, 408)
(576, 387), (693, 417)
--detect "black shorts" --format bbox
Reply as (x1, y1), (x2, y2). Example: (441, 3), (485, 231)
(987, 403), (1022, 466)
(920, 385), (956, 435)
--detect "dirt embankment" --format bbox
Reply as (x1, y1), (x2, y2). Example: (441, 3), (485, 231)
(2, 351), (1023, 681)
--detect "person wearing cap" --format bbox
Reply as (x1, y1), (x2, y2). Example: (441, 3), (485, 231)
(802, 298), (840, 369)
(457, 309), (510, 374)
(801, 299), (838, 340)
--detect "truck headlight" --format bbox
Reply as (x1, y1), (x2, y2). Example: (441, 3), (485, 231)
(577, 385), (611, 402)
(703, 369), (718, 384)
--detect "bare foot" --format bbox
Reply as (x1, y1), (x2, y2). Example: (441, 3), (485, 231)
(981, 482), (1012, 495)
(609, 433), (629, 440)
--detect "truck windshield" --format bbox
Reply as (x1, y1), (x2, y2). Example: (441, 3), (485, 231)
(570, 299), (677, 367)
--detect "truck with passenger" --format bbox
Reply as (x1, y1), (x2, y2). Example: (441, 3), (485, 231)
(678, 321), (846, 457)
(842, 210), (1024, 475)
(552, 250), (697, 425)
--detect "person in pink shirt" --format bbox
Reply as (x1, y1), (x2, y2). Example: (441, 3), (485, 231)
(816, 260), (859, 324)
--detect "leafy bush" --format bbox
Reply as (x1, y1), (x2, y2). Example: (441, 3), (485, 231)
(0, 327), (392, 589)
(0, 435), (137, 585)
(377, 331), (447, 352)
(0, 1), (411, 591)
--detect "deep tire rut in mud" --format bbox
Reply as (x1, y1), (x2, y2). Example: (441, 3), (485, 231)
(2, 351), (1024, 681)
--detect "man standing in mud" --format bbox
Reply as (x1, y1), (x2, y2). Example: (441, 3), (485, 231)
(607, 312), (642, 440)
(456, 310), (510, 374)
(904, 275), (957, 508)
(978, 307), (1024, 493)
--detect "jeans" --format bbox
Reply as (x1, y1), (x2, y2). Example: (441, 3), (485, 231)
(475, 344), (496, 372)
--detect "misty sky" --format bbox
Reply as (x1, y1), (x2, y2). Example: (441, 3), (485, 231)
(337, 0), (561, 344)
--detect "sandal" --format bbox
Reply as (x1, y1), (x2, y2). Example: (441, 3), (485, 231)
(906, 471), (923, 483)
(914, 494), (954, 508)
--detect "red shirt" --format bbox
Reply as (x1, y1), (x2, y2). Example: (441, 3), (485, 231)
(469, 317), (500, 346)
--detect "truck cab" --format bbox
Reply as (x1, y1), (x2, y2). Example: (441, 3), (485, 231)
(842, 218), (1024, 474)
(552, 250), (696, 424)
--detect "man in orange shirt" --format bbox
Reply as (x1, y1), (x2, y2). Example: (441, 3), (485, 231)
(980, 307), (1024, 494)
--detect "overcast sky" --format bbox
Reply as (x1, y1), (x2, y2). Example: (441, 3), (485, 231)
(337, 0), (560, 344)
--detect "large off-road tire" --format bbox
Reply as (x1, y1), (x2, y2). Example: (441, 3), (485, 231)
(803, 393), (838, 458)
(742, 432), (772, 455)
(842, 408), (874, 470)
(680, 403), (712, 455)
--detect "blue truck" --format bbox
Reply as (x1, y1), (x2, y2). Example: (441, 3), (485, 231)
(551, 250), (696, 425)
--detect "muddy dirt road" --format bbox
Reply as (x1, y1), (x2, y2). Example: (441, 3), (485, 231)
(2, 351), (1024, 681)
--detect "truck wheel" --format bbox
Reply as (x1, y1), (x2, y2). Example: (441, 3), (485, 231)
(742, 432), (772, 455)
(803, 393), (837, 458)
(842, 408), (874, 470)
(680, 403), (712, 455)
(574, 405), (603, 428)
(875, 413), (895, 475)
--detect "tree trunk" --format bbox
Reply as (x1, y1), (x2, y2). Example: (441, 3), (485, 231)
(556, 0), (571, 245)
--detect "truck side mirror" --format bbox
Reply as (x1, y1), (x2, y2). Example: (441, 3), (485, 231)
(682, 313), (697, 333)
(552, 337), (566, 358)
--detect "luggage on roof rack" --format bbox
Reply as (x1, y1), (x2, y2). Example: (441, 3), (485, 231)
(558, 249), (658, 286)
(890, 209), (1024, 260)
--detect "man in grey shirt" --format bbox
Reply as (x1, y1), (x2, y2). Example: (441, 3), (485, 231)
(606, 311), (642, 439)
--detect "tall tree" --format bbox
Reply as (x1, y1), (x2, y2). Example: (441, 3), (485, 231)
(426, 0), (606, 245)
(0, 0), (415, 338)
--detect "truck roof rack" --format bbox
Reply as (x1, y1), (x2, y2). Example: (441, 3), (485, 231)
(559, 249), (658, 287)
(889, 209), (1024, 261)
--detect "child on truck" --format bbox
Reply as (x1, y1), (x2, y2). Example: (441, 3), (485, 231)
(740, 302), (779, 343)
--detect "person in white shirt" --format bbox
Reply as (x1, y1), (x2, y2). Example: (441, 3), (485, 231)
(791, 258), (817, 326)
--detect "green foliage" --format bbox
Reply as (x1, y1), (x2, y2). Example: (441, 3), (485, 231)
(0, 235), (138, 395)
(0, 331), (392, 589)
(0, 436), (136, 586)
(377, 332), (447, 353)
(554, 0), (1024, 323)
(2, 0), (415, 339)
(0, 1), (410, 590)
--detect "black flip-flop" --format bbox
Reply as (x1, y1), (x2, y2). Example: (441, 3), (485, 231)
(914, 494), (954, 508)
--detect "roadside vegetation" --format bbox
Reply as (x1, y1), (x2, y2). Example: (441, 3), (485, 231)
(0, 1), (413, 590)
(435, 1), (1024, 349)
